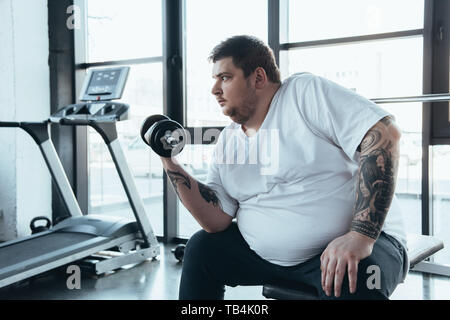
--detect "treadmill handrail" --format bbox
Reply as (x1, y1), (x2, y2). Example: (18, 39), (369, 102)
(40, 140), (83, 217)
(0, 121), (83, 217)
(105, 138), (159, 248)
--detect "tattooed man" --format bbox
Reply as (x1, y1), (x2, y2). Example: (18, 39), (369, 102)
(163, 35), (407, 300)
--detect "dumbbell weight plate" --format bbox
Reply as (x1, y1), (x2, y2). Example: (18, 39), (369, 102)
(140, 114), (169, 146)
(150, 119), (186, 157)
(172, 244), (185, 262)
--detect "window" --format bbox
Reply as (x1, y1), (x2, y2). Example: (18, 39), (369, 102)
(185, 0), (268, 127)
(86, 0), (162, 62)
(286, 0), (424, 43)
(431, 146), (450, 265)
(280, 37), (423, 98)
(81, 1), (164, 236)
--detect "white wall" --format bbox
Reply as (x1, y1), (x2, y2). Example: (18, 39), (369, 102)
(0, 0), (52, 240)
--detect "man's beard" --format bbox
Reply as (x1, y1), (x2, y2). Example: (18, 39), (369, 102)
(229, 90), (258, 125)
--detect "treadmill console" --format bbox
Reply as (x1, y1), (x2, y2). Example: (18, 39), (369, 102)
(50, 67), (130, 124)
(79, 66), (130, 102)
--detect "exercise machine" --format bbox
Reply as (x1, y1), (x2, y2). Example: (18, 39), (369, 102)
(0, 66), (160, 288)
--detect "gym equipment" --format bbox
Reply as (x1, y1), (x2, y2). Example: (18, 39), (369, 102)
(172, 244), (186, 262)
(262, 234), (444, 299)
(140, 114), (187, 158)
(0, 66), (160, 288)
(30, 216), (52, 234)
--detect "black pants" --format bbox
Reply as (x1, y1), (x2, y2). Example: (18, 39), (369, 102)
(179, 222), (405, 300)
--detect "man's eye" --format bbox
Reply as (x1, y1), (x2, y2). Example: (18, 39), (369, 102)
(221, 76), (229, 81)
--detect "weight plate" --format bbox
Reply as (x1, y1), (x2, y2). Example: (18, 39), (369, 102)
(140, 114), (169, 146)
(150, 119), (186, 157)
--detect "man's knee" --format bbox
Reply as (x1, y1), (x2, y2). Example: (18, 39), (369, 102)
(318, 267), (388, 300)
(184, 228), (228, 265)
(316, 254), (397, 300)
(179, 229), (230, 300)
(356, 234), (404, 298)
(343, 257), (395, 299)
(184, 230), (209, 263)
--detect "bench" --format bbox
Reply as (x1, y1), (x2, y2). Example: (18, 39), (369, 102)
(262, 234), (444, 300)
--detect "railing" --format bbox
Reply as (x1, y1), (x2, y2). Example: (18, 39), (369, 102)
(371, 93), (450, 104)
(185, 93), (450, 144)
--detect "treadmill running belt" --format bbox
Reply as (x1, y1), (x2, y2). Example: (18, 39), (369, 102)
(0, 232), (98, 269)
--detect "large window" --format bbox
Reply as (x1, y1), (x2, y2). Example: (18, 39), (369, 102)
(82, 0), (164, 236)
(286, 0), (424, 42)
(184, 0), (268, 128)
(86, 0), (162, 61)
(432, 145), (450, 265)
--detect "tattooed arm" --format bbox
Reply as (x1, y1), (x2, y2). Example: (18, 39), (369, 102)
(320, 116), (402, 297)
(161, 157), (233, 233)
(351, 115), (401, 239)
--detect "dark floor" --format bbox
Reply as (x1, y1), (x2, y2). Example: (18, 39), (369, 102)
(0, 243), (448, 300)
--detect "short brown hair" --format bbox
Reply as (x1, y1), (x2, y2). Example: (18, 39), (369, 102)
(208, 35), (281, 84)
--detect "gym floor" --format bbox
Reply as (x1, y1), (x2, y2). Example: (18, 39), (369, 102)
(0, 243), (448, 300)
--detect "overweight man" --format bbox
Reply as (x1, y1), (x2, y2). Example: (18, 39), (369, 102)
(160, 35), (408, 300)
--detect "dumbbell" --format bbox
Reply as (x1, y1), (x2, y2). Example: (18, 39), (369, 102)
(140, 114), (187, 158)
(172, 244), (185, 262)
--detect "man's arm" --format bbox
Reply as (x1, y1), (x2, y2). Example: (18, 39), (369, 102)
(351, 115), (401, 239)
(161, 157), (233, 233)
(321, 115), (402, 297)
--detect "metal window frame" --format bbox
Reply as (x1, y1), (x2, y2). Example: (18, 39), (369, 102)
(162, 0), (184, 244)
(268, 0), (280, 66)
(48, 0), (78, 222)
(74, 0), (89, 216)
(280, 29), (424, 50)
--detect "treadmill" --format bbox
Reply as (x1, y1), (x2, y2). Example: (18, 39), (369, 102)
(0, 66), (160, 289)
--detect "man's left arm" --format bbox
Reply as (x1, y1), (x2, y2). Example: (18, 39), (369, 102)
(320, 115), (402, 298)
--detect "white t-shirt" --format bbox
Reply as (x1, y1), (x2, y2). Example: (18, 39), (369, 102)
(206, 72), (408, 272)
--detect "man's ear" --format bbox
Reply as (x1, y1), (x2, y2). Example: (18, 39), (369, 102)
(254, 67), (268, 89)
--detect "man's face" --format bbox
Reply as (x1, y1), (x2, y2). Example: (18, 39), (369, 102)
(211, 57), (257, 124)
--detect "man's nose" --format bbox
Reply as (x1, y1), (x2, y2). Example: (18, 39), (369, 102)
(211, 81), (222, 96)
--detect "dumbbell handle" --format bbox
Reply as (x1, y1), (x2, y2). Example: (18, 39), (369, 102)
(165, 135), (179, 147)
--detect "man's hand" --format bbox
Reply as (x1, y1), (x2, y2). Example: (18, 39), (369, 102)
(320, 231), (375, 298)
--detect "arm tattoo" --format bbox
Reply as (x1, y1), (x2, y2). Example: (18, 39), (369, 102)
(166, 170), (191, 199)
(166, 169), (222, 210)
(351, 116), (399, 240)
(198, 182), (223, 209)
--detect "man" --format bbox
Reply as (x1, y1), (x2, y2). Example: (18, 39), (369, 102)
(161, 35), (408, 300)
